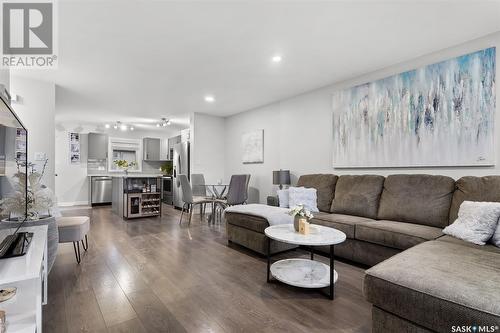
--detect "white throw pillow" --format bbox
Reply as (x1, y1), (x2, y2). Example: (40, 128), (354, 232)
(491, 223), (500, 247)
(277, 189), (289, 208)
(443, 201), (500, 245)
(288, 187), (319, 213)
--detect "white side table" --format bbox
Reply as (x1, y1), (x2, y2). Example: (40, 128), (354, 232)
(265, 224), (346, 300)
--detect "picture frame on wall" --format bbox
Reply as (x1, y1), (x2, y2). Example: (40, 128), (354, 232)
(332, 47), (496, 168)
(69, 132), (80, 164)
(242, 129), (264, 164)
(15, 127), (26, 161)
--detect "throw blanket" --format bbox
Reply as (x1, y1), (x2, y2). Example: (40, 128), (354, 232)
(225, 204), (293, 226)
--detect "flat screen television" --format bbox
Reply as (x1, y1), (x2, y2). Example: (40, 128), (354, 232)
(0, 94), (31, 258)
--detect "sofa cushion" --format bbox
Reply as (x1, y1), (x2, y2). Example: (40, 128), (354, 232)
(356, 220), (443, 250)
(330, 175), (385, 219)
(449, 176), (500, 224)
(377, 174), (455, 228)
(364, 241), (500, 332)
(311, 212), (375, 239)
(297, 174), (338, 213)
(227, 223), (297, 255)
(225, 212), (269, 233)
(437, 235), (500, 255)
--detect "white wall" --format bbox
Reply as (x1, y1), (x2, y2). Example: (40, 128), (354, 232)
(55, 123), (179, 206)
(10, 76), (56, 191)
(225, 32), (500, 204)
(191, 113), (225, 184)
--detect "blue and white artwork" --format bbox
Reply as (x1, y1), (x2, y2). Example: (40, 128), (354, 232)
(332, 47), (496, 167)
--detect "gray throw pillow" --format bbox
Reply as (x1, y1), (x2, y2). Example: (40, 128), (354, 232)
(443, 201), (500, 245)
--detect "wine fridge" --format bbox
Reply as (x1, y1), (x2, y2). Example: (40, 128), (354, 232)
(127, 194), (142, 218)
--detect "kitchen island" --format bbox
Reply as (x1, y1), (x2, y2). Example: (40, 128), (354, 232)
(111, 175), (162, 219)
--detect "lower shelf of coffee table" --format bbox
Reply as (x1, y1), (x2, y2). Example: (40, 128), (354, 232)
(270, 258), (337, 288)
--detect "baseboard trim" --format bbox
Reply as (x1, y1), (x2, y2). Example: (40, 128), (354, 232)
(58, 201), (89, 207)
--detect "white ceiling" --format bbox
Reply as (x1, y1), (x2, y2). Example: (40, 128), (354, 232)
(14, 0), (500, 130)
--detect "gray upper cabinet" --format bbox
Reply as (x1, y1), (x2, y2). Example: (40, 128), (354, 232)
(143, 137), (161, 161)
(160, 138), (169, 161)
(88, 133), (108, 160)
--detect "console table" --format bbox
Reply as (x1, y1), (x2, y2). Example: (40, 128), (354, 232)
(0, 225), (48, 332)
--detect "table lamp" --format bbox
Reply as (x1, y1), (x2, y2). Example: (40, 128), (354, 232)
(273, 170), (291, 190)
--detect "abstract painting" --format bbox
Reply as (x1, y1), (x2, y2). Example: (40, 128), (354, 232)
(242, 129), (264, 164)
(332, 47), (496, 167)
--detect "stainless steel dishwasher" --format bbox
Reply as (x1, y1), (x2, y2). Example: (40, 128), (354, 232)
(91, 176), (112, 206)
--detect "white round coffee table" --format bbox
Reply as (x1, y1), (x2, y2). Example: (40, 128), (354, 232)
(265, 224), (346, 299)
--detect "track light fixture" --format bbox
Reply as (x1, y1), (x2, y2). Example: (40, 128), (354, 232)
(157, 118), (171, 127)
(107, 121), (134, 131)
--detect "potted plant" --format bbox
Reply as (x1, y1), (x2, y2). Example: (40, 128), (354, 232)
(288, 204), (314, 232)
(114, 159), (137, 175)
(0, 159), (58, 272)
(160, 161), (173, 176)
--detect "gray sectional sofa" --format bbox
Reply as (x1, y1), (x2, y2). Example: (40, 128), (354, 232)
(224, 174), (500, 332)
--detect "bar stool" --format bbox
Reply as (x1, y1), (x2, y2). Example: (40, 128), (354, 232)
(56, 216), (90, 264)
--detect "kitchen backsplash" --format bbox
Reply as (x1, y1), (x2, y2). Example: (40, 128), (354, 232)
(87, 160), (164, 174)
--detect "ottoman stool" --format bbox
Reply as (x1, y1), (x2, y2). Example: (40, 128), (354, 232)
(56, 216), (90, 264)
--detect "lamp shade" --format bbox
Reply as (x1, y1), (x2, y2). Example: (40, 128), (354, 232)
(273, 170), (291, 186)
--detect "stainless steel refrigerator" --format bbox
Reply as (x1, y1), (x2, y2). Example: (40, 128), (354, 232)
(172, 141), (190, 209)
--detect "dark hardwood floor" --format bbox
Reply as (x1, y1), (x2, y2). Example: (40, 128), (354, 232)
(43, 205), (372, 332)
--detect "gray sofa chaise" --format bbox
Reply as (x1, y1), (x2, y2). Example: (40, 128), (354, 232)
(224, 174), (500, 332)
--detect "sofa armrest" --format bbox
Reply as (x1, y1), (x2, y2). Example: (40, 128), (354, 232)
(267, 195), (279, 207)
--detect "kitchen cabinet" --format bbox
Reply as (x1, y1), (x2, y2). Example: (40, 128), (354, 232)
(160, 138), (169, 161)
(143, 137), (161, 161)
(88, 132), (108, 160)
(181, 128), (190, 142)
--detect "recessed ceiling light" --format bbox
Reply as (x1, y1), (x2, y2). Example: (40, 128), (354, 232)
(272, 55), (282, 63)
(105, 124), (110, 129)
(204, 95), (215, 103)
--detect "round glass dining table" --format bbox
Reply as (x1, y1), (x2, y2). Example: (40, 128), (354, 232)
(203, 184), (229, 223)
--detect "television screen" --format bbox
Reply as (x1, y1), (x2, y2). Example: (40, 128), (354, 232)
(0, 95), (27, 221)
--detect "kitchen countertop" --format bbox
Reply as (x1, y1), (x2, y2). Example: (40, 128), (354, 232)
(88, 173), (164, 178)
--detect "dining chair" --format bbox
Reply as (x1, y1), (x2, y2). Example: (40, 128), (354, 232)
(178, 174), (213, 225)
(191, 173), (208, 218)
(227, 174), (251, 205)
(213, 174), (250, 222)
(216, 174), (251, 209)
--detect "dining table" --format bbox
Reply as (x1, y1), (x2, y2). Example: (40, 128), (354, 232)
(204, 184), (229, 223)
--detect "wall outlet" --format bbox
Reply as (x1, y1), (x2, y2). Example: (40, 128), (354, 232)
(34, 152), (47, 161)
